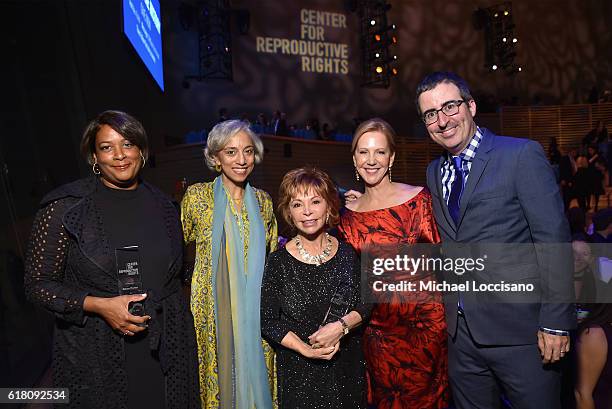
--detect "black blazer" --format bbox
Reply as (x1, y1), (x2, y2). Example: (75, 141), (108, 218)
(24, 177), (200, 409)
(426, 129), (576, 345)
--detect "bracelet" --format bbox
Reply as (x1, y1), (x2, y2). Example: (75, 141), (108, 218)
(338, 317), (349, 335)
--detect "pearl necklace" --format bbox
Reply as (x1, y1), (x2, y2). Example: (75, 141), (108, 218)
(294, 233), (333, 265)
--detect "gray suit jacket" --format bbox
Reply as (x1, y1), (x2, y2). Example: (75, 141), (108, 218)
(426, 129), (576, 345)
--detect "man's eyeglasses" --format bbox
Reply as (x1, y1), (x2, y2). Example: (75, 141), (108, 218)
(422, 100), (466, 125)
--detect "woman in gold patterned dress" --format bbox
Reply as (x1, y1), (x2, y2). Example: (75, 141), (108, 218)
(181, 120), (278, 409)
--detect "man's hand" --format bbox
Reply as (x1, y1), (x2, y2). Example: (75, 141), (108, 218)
(537, 330), (570, 363)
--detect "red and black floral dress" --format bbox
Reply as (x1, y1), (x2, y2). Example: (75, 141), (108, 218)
(338, 188), (449, 409)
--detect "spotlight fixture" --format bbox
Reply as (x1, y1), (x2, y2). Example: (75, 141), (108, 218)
(184, 0), (234, 81)
(359, 0), (396, 88)
(479, 2), (520, 75)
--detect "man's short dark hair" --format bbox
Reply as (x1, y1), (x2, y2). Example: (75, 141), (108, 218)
(415, 71), (474, 116)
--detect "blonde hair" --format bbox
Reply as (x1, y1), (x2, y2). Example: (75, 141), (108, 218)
(351, 117), (397, 154)
(576, 156), (589, 169)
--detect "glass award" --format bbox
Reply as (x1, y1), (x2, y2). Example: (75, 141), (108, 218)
(321, 280), (353, 326)
(116, 246), (146, 319)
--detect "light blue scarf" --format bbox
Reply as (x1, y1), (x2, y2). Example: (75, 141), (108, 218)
(210, 176), (272, 408)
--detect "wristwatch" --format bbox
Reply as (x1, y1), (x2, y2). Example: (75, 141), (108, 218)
(339, 318), (349, 335)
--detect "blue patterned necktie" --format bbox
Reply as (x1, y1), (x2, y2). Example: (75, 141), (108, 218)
(448, 156), (464, 225)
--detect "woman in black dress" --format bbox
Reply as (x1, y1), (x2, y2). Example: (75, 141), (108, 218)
(261, 167), (370, 408)
(24, 110), (200, 408)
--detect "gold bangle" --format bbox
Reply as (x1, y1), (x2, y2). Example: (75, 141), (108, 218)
(339, 318), (349, 335)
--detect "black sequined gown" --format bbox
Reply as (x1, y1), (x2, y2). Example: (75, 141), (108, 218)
(261, 241), (370, 409)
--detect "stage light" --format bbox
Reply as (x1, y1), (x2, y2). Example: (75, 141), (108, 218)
(504, 10), (509, 16)
(391, 24), (396, 30)
(392, 67), (398, 75)
(375, 52), (381, 58)
(518, 67), (522, 72)
(207, 44), (213, 52)
(492, 64), (498, 70)
(374, 34), (381, 41)
(391, 35), (397, 44)
(494, 12), (499, 18)
(224, 46), (230, 52)
(370, 19), (376, 26)
(502, 37), (507, 42)
(393, 55), (397, 60)
(512, 38), (518, 43)
(376, 66), (383, 74)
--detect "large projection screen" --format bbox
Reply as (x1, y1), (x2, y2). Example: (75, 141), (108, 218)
(122, 0), (164, 91)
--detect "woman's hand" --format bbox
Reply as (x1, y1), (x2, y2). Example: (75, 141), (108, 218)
(308, 321), (344, 348)
(300, 341), (340, 360)
(84, 294), (151, 336)
(344, 189), (362, 203)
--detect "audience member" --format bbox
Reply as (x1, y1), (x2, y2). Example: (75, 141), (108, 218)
(549, 137), (562, 166)
(575, 303), (612, 409)
(272, 110), (288, 136)
(568, 207), (587, 236)
(574, 156), (593, 211)
(560, 147), (578, 209)
(572, 235), (597, 304)
(583, 120), (608, 148)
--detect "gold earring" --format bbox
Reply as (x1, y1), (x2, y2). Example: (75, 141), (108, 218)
(355, 167), (360, 181)
(215, 164), (222, 172)
(92, 162), (101, 175)
(325, 214), (330, 225)
(140, 152), (146, 168)
(388, 165), (392, 182)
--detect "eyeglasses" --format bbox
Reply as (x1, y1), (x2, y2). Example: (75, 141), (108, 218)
(422, 100), (466, 125)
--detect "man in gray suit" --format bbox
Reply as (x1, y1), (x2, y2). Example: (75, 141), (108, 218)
(419, 72), (576, 409)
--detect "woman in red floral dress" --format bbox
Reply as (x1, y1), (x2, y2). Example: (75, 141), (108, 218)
(338, 118), (449, 409)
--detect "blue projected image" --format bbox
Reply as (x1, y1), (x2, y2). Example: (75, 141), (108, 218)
(123, 0), (164, 91)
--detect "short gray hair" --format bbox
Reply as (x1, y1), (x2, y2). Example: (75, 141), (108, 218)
(204, 119), (264, 171)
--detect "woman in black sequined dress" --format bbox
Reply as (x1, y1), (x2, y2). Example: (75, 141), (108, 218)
(261, 167), (370, 408)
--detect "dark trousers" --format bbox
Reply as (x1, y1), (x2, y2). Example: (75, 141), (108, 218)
(448, 314), (561, 409)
